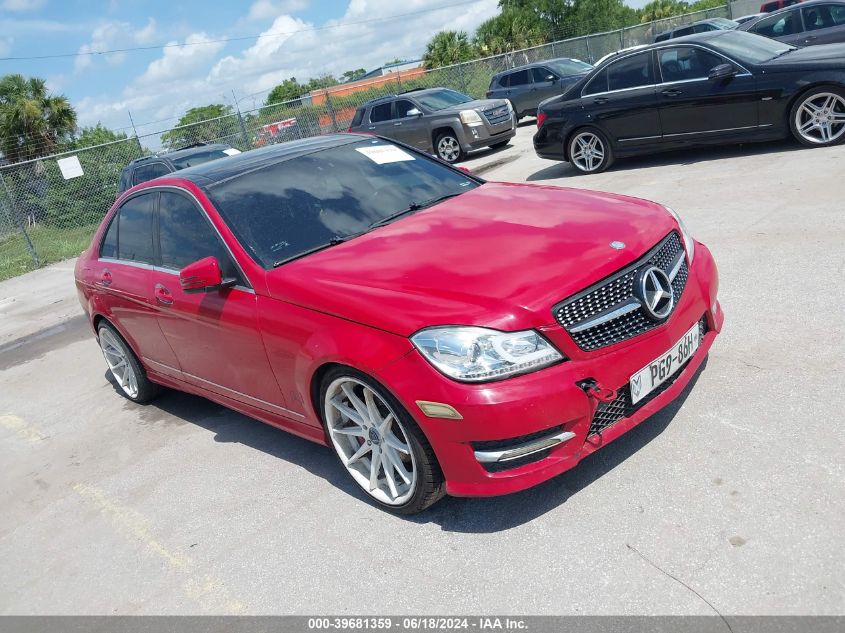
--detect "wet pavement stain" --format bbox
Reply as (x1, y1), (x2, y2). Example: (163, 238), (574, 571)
(0, 315), (91, 371)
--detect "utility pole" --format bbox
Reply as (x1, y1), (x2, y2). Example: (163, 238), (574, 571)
(128, 111), (143, 155)
(233, 89), (251, 148)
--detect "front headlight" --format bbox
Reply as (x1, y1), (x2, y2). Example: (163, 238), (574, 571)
(665, 206), (695, 263)
(411, 326), (564, 382)
(459, 110), (484, 126)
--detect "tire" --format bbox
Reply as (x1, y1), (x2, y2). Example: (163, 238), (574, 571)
(97, 322), (161, 404)
(567, 127), (614, 174)
(489, 140), (510, 149)
(789, 86), (845, 148)
(319, 366), (445, 514)
(435, 131), (465, 164)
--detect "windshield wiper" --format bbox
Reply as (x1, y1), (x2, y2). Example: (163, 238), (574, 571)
(271, 237), (350, 268)
(369, 192), (464, 229)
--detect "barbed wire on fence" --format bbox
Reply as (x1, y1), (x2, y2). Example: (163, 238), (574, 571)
(0, 6), (729, 278)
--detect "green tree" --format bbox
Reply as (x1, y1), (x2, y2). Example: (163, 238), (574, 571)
(341, 68), (367, 82)
(67, 123), (128, 150)
(639, 0), (690, 22)
(569, 0), (638, 33)
(0, 74), (77, 163)
(474, 8), (545, 55)
(160, 104), (235, 149)
(265, 78), (304, 106)
(423, 31), (475, 68)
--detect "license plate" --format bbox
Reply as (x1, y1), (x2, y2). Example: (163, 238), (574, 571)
(630, 323), (701, 405)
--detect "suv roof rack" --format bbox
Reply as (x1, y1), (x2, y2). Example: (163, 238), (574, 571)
(361, 94), (397, 107)
(171, 142), (209, 151)
(399, 87), (429, 94)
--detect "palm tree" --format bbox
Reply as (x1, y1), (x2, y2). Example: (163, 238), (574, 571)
(423, 31), (475, 69)
(0, 74), (77, 163)
(639, 0), (690, 23)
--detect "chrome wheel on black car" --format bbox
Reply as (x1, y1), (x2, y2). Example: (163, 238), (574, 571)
(791, 89), (845, 147)
(568, 129), (613, 174)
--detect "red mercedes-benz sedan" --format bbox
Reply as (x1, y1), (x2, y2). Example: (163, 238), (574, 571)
(75, 134), (722, 514)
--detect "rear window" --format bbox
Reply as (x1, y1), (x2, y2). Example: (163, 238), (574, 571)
(171, 148), (239, 169)
(370, 102), (392, 123)
(350, 107), (365, 128)
(132, 162), (170, 186)
(115, 193), (156, 264)
(508, 69), (531, 86)
(607, 51), (653, 91)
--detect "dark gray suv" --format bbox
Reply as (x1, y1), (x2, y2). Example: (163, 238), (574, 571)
(486, 58), (592, 120)
(117, 142), (239, 195)
(347, 88), (516, 163)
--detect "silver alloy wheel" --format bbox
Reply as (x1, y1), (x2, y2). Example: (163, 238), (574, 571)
(570, 131), (605, 173)
(437, 136), (461, 162)
(99, 328), (139, 399)
(324, 377), (417, 506)
(795, 92), (845, 145)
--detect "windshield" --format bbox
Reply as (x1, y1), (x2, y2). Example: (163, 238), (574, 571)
(708, 30), (795, 64)
(414, 89), (473, 111)
(709, 17), (740, 29)
(548, 59), (593, 76)
(206, 139), (478, 268)
(171, 148), (238, 169)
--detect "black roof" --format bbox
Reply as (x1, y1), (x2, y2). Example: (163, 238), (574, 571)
(126, 142), (233, 168)
(176, 134), (365, 187)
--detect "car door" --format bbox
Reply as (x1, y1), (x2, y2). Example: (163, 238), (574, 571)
(581, 50), (662, 149)
(505, 68), (533, 114)
(655, 45), (758, 140)
(149, 189), (287, 412)
(365, 101), (395, 138)
(530, 67), (561, 112)
(392, 99), (429, 150)
(749, 8), (805, 45)
(801, 3), (845, 44)
(96, 192), (182, 378)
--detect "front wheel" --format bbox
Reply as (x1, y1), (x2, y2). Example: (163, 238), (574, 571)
(789, 87), (845, 147)
(435, 132), (465, 163)
(320, 368), (444, 514)
(568, 128), (614, 174)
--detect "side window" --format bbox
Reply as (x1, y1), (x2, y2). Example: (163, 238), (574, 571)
(532, 67), (557, 83)
(674, 26), (695, 37)
(831, 4), (845, 24)
(607, 52), (654, 91)
(117, 168), (132, 194)
(100, 213), (119, 258)
(498, 73), (510, 88)
(132, 162), (171, 186)
(659, 47), (725, 83)
(583, 68), (609, 95)
(803, 5), (836, 29)
(369, 102), (393, 123)
(508, 69), (531, 86)
(116, 193), (155, 264)
(395, 99), (418, 118)
(752, 11), (800, 36)
(158, 192), (242, 283)
(350, 107), (365, 128)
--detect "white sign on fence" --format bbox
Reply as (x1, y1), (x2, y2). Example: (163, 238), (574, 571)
(56, 155), (84, 180)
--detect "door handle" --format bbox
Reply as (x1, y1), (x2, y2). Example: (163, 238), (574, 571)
(593, 97), (608, 105)
(99, 269), (112, 286)
(662, 88), (682, 97)
(393, 122), (402, 126)
(367, 126), (376, 130)
(154, 283), (174, 306)
(804, 35), (817, 43)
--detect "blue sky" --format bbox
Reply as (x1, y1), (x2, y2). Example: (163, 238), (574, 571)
(0, 0), (650, 136)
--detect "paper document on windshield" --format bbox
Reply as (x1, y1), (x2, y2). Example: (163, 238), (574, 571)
(356, 145), (415, 164)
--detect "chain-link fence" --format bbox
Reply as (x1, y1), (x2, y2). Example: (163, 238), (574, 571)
(0, 6), (728, 280)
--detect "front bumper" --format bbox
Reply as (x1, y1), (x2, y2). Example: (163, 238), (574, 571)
(460, 117), (517, 152)
(374, 243), (722, 497)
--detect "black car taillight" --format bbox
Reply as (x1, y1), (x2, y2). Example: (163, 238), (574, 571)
(537, 111), (547, 128)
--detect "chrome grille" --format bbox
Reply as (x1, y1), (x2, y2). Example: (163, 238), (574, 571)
(483, 106), (511, 126)
(553, 232), (688, 351)
(587, 317), (707, 437)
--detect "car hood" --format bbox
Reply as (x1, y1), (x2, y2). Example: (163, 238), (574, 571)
(762, 43), (845, 70)
(266, 183), (676, 337)
(438, 98), (509, 114)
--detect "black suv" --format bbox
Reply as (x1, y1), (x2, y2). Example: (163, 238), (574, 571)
(347, 88), (515, 163)
(117, 143), (239, 195)
(486, 58), (592, 120)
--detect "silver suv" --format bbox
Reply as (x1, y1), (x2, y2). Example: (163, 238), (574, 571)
(347, 87), (516, 163)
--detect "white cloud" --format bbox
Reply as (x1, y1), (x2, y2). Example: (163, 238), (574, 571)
(75, 0), (499, 138)
(247, 0), (310, 21)
(74, 18), (161, 73)
(1, 0), (47, 11)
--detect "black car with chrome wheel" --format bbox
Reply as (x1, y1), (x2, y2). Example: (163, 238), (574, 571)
(533, 30), (845, 174)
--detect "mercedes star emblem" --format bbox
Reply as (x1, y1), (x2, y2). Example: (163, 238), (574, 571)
(637, 266), (674, 320)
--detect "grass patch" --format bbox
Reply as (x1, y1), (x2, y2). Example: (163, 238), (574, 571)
(0, 224), (97, 281)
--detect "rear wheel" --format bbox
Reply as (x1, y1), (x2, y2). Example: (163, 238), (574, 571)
(435, 132), (465, 163)
(789, 87), (845, 147)
(320, 368), (444, 514)
(98, 322), (160, 404)
(568, 128), (613, 174)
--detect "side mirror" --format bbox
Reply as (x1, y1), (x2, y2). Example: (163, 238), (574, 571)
(179, 256), (236, 294)
(546, 75), (557, 82)
(708, 63), (736, 80)
(406, 108), (422, 117)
